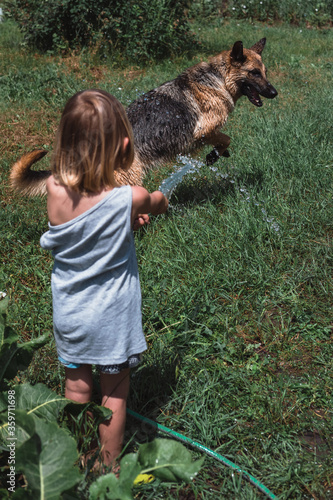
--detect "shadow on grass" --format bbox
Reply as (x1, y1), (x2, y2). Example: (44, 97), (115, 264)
(124, 353), (180, 446)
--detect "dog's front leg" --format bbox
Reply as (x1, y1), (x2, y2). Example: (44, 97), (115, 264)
(205, 131), (231, 165)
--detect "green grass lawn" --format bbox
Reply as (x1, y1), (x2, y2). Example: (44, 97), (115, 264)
(0, 16), (332, 499)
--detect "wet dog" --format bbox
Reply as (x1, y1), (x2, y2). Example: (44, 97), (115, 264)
(10, 38), (277, 195)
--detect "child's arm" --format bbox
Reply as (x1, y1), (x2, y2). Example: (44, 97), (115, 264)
(131, 186), (168, 228)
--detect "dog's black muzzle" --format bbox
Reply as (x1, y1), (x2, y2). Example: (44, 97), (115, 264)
(241, 81), (278, 107)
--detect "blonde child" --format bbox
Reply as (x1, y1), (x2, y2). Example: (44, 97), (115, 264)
(40, 89), (168, 468)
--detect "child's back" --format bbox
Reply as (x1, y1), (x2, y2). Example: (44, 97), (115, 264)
(40, 184), (147, 366)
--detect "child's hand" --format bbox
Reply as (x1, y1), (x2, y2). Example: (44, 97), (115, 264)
(133, 214), (150, 231)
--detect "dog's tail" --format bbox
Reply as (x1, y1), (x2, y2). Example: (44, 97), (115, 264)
(10, 149), (50, 196)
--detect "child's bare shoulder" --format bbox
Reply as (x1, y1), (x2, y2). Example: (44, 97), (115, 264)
(46, 176), (71, 207)
(46, 175), (65, 195)
(46, 176), (73, 225)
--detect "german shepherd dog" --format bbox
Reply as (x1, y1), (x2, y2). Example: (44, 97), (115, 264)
(10, 38), (277, 195)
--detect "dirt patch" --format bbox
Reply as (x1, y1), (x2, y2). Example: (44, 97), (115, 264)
(300, 430), (333, 460)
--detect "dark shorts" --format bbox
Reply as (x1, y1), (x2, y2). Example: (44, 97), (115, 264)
(58, 354), (141, 374)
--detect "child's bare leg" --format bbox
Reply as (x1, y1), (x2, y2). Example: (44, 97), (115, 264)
(65, 365), (93, 403)
(64, 365), (95, 452)
(99, 368), (130, 466)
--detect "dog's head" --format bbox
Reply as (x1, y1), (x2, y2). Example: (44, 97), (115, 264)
(230, 38), (278, 107)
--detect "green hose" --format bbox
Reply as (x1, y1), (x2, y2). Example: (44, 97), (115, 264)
(127, 408), (277, 499)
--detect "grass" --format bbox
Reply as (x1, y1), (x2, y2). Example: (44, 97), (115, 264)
(1, 15), (332, 499)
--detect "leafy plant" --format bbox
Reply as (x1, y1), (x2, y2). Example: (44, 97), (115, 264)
(4, 0), (197, 61)
(90, 440), (204, 500)
(0, 298), (203, 498)
(0, 296), (49, 391)
(0, 297), (81, 498)
(14, 413), (81, 500)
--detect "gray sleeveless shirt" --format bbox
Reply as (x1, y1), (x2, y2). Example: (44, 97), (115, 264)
(40, 185), (147, 365)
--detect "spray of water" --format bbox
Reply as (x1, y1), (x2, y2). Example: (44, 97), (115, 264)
(158, 154), (280, 232)
(158, 155), (205, 198)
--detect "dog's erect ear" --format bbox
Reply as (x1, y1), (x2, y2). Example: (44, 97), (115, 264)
(249, 38), (266, 55)
(230, 41), (245, 62)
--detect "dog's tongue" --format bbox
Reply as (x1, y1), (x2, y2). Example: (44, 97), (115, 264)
(249, 88), (263, 107)
(243, 84), (263, 107)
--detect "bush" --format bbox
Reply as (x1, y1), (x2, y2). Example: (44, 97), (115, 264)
(4, 0), (197, 61)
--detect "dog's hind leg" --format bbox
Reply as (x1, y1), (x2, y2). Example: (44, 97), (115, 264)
(204, 131), (231, 165)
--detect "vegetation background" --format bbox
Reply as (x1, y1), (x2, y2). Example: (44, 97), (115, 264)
(0, 0), (332, 498)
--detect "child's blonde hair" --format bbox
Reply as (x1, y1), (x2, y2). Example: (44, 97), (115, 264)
(52, 89), (134, 194)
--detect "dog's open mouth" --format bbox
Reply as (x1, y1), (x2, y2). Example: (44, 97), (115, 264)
(241, 83), (263, 107)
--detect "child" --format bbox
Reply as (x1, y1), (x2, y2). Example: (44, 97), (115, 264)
(40, 89), (168, 469)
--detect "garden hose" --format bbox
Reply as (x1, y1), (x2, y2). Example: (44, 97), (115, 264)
(127, 408), (277, 500)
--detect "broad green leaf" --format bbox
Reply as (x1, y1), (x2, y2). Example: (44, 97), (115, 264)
(0, 410), (37, 446)
(89, 474), (124, 500)
(89, 439), (204, 500)
(0, 296), (49, 388)
(1, 333), (50, 385)
(138, 438), (204, 483)
(12, 383), (68, 420)
(89, 453), (141, 500)
(0, 384), (68, 442)
(16, 418), (80, 500)
(0, 385), (112, 445)
(15, 410), (36, 437)
(0, 406), (32, 445)
(15, 334), (50, 369)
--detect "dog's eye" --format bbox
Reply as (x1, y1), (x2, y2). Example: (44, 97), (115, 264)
(249, 69), (261, 77)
